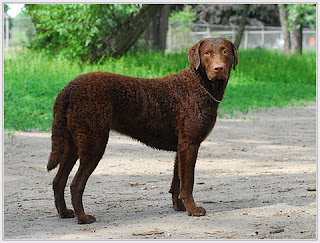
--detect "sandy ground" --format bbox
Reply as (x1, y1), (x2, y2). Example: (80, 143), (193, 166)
(3, 102), (317, 240)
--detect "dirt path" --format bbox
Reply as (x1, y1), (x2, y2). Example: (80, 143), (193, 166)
(3, 102), (317, 240)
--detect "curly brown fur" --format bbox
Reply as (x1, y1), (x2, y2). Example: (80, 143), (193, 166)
(48, 37), (238, 224)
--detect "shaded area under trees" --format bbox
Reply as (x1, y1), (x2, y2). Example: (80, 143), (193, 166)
(24, 3), (315, 62)
(25, 4), (164, 63)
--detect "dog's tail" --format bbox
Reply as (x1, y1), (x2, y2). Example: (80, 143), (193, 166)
(47, 88), (69, 172)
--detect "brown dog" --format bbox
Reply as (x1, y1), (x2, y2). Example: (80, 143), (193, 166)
(47, 37), (238, 224)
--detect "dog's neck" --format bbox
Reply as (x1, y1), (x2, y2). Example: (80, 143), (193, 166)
(189, 65), (229, 103)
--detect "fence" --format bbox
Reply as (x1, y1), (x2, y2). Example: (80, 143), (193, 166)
(167, 22), (316, 52)
(3, 16), (316, 53)
(3, 14), (35, 51)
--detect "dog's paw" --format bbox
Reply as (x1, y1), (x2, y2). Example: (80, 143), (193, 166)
(59, 209), (75, 219)
(76, 214), (96, 224)
(187, 206), (206, 217)
(173, 198), (186, 211)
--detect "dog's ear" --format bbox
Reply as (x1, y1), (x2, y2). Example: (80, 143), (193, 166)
(187, 40), (203, 70)
(228, 40), (238, 71)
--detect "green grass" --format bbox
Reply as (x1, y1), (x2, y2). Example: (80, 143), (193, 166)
(4, 48), (316, 131)
(220, 49), (316, 116)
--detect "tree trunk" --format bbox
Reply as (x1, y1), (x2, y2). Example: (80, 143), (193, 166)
(234, 4), (250, 49)
(89, 4), (164, 62)
(278, 4), (291, 55)
(291, 15), (303, 55)
(143, 4), (171, 51)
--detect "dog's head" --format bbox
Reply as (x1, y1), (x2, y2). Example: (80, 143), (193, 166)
(188, 37), (238, 81)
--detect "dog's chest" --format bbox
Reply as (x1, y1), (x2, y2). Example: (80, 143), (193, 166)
(176, 97), (218, 144)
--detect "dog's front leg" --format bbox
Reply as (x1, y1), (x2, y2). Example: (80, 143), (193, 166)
(177, 141), (206, 216)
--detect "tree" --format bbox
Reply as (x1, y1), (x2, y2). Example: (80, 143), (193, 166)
(169, 4), (196, 25)
(279, 4), (291, 55)
(234, 4), (250, 49)
(4, 4), (13, 40)
(291, 14), (303, 55)
(289, 5), (304, 55)
(88, 4), (163, 61)
(143, 5), (171, 51)
(25, 4), (163, 62)
(279, 4), (316, 55)
(193, 4), (280, 26)
(168, 5), (196, 33)
(4, 4), (9, 13)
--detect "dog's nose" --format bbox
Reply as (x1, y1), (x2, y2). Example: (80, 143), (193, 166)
(213, 64), (225, 73)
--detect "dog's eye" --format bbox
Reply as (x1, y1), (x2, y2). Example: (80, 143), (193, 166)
(223, 49), (229, 55)
(204, 51), (210, 56)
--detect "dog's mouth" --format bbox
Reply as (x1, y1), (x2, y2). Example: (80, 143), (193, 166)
(207, 74), (229, 82)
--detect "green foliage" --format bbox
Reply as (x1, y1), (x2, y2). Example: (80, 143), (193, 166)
(169, 5), (196, 34)
(169, 5), (196, 24)
(285, 4), (316, 29)
(24, 4), (141, 63)
(4, 4), (9, 13)
(4, 49), (316, 131)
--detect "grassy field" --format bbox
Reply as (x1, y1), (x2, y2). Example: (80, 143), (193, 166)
(4, 48), (316, 131)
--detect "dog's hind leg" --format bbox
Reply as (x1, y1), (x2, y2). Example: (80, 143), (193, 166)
(169, 154), (186, 211)
(70, 132), (109, 224)
(52, 132), (78, 219)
